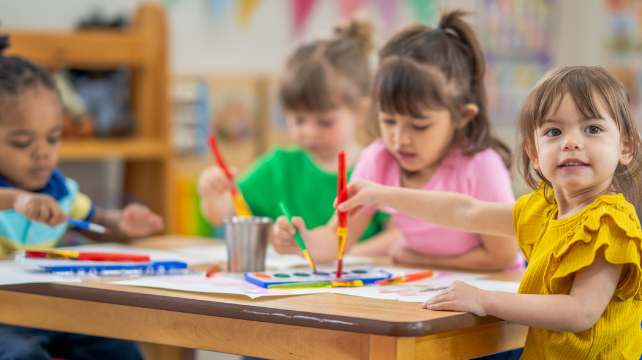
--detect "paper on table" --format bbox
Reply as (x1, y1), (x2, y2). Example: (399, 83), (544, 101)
(58, 243), (214, 266)
(0, 261), (81, 285)
(112, 273), (330, 299)
(395, 279), (522, 303)
(171, 244), (227, 263)
(331, 270), (486, 303)
(170, 244), (375, 270)
(264, 246), (374, 270)
(466, 279), (521, 293)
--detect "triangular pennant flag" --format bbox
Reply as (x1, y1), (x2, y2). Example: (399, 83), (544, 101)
(372, 0), (399, 33)
(207, 0), (233, 18)
(292, 0), (318, 36)
(407, 0), (439, 25)
(238, 0), (264, 28)
(337, 0), (366, 19)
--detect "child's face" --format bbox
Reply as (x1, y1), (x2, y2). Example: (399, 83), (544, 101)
(528, 93), (632, 193)
(0, 86), (63, 191)
(286, 107), (359, 162)
(378, 106), (456, 172)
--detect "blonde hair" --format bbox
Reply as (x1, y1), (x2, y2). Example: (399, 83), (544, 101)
(517, 65), (642, 203)
(280, 17), (374, 112)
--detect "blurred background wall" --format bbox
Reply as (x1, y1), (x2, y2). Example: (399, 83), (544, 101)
(1, 0), (640, 358)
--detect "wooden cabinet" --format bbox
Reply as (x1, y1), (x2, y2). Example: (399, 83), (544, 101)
(4, 3), (176, 232)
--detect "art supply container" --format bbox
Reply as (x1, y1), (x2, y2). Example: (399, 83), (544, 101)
(224, 216), (271, 272)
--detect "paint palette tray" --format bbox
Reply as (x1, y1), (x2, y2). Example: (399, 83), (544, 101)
(244, 268), (393, 288)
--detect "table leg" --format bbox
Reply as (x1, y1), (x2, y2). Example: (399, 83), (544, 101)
(368, 335), (415, 360)
(139, 343), (195, 360)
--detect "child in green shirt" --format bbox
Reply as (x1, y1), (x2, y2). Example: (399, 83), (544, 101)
(198, 18), (397, 257)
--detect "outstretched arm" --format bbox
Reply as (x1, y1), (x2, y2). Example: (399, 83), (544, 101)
(338, 179), (516, 238)
(423, 249), (621, 332)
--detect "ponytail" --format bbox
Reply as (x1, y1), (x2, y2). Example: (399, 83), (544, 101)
(374, 10), (511, 167)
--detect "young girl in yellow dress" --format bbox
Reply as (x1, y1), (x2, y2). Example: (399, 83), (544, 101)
(338, 65), (642, 359)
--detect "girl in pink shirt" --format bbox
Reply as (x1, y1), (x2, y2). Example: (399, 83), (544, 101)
(273, 10), (523, 271)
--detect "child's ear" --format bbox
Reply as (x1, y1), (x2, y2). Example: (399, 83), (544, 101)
(458, 104), (479, 128)
(525, 139), (540, 170)
(619, 132), (639, 166)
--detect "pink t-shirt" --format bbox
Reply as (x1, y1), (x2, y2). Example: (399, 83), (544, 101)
(352, 139), (524, 269)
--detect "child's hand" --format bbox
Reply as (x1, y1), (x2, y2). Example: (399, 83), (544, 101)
(272, 215), (307, 255)
(336, 179), (385, 217)
(13, 192), (68, 227)
(420, 281), (488, 316)
(388, 242), (419, 264)
(198, 165), (238, 199)
(119, 203), (164, 237)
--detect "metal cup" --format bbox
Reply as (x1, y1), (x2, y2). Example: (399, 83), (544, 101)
(223, 216), (272, 272)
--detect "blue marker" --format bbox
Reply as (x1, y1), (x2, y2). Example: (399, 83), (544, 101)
(68, 218), (108, 234)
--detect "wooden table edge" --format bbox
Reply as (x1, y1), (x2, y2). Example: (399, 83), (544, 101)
(0, 282), (506, 337)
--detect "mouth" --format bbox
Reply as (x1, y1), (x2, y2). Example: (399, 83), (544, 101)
(396, 150), (418, 163)
(558, 159), (589, 169)
(28, 167), (53, 179)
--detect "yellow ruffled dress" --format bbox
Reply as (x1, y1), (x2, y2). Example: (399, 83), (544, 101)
(513, 189), (642, 359)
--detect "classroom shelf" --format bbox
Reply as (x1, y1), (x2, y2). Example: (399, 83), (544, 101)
(3, 3), (176, 233)
(60, 138), (168, 160)
(5, 31), (145, 69)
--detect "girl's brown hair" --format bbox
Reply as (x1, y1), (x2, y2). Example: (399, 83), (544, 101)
(280, 18), (374, 112)
(517, 65), (642, 203)
(373, 10), (510, 166)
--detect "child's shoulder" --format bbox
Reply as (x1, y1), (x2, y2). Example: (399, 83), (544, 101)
(581, 194), (641, 236)
(253, 145), (310, 164)
(558, 194), (642, 300)
(354, 139), (396, 168)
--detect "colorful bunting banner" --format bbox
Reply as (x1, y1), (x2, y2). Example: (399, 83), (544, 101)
(337, 0), (366, 19)
(291, 0), (318, 36)
(372, 0), (400, 33)
(207, 0), (233, 18)
(238, 0), (264, 28)
(407, 0), (439, 25)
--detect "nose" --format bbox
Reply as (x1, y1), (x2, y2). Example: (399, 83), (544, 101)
(31, 141), (50, 162)
(562, 132), (583, 151)
(395, 127), (412, 146)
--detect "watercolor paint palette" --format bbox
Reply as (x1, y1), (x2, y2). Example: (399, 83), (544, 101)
(244, 268), (393, 288)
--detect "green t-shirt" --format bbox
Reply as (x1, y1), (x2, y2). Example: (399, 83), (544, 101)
(237, 146), (389, 242)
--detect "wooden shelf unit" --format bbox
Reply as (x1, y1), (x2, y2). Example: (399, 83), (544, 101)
(3, 3), (176, 233)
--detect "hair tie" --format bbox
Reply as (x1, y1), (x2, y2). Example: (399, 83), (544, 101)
(435, 26), (443, 32)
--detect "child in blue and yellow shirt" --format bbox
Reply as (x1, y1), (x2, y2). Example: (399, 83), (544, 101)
(0, 35), (162, 360)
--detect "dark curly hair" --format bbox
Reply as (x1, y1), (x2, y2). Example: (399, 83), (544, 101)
(0, 34), (59, 118)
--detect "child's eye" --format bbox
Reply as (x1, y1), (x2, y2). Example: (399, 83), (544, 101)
(295, 117), (305, 125)
(584, 126), (602, 134)
(9, 141), (31, 149)
(381, 119), (395, 125)
(412, 125), (430, 131)
(47, 136), (62, 145)
(545, 128), (562, 137)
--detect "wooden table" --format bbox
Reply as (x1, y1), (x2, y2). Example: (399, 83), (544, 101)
(0, 236), (527, 360)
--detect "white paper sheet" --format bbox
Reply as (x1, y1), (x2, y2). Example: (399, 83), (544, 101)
(0, 261), (81, 285)
(58, 243), (214, 265)
(112, 273), (330, 299)
(110, 266), (517, 303)
(171, 244), (375, 270)
(395, 279), (522, 303)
